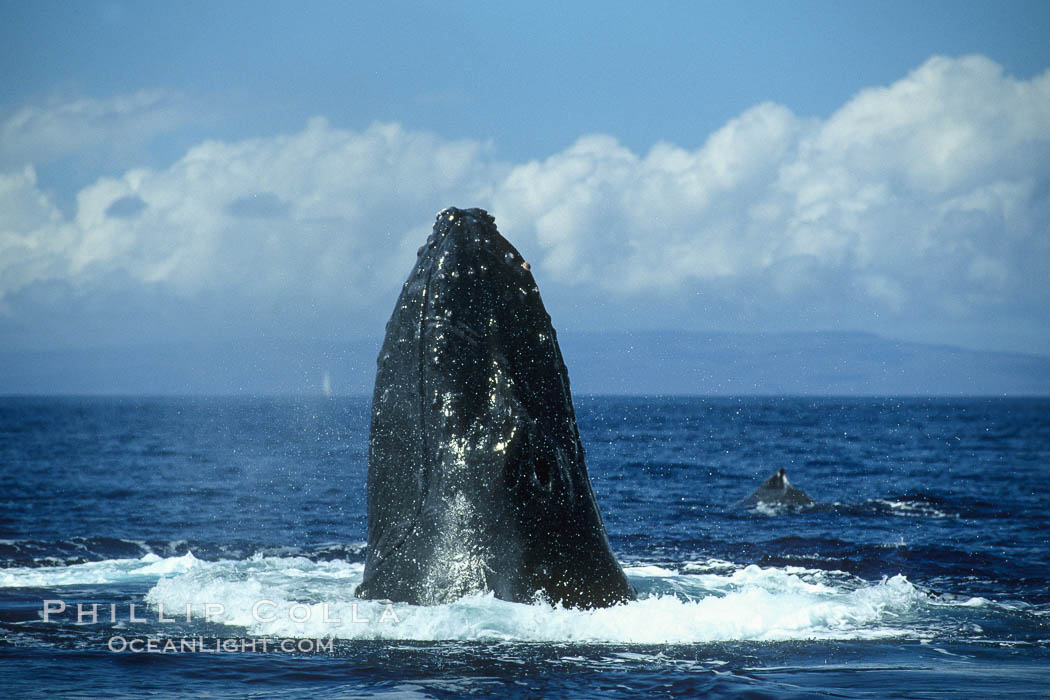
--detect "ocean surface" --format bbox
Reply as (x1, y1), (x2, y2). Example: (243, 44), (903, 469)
(1, 396), (1048, 698)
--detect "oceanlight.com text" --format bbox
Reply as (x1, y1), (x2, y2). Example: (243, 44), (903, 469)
(107, 637), (335, 654)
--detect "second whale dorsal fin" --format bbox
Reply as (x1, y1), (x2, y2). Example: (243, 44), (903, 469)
(741, 468), (814, 507)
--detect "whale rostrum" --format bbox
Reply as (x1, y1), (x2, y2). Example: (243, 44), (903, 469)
(356, 207), (635, 608)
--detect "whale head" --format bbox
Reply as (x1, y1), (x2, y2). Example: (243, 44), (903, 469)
(357, 207), (634, 608)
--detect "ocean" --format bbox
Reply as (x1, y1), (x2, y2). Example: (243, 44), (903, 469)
(1, 396), (1048, 698)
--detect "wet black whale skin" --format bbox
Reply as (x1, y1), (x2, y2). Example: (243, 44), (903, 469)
(356, 207), (635, 608)
(738, 468), (815, 507)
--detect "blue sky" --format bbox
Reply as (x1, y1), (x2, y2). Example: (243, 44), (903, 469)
(2, 1), (1049, 377)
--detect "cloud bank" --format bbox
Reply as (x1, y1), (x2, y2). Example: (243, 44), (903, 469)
(0, 89), (190, 166)
(2, 56), (1048, 351)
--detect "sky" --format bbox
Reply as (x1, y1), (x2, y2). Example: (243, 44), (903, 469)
(2, 1), (1049, 390)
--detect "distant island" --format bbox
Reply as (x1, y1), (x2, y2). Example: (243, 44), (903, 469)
(2, 331), (1047, 396)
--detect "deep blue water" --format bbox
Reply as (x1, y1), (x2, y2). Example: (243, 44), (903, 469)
(1, 396), (1048, 698)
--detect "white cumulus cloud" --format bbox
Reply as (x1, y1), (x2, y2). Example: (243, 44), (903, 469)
(0, 166), (78, 311)
(493, 55), (1050, 323)
(2, 117), (500, 312)
(0, 55), (1047, 350)
(0, 89), (191, 166)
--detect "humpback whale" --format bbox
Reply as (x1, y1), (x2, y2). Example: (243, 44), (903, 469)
(356, 207), (635, 608)
(739, 468), (814, 508)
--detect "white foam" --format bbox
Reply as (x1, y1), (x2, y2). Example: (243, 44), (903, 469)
(0, 552), (201, 588)
(874, 499), (957, 519)
(2, 552), (945, 643)
(141, 557), (927, 643)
